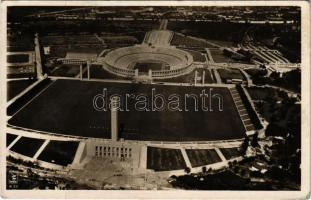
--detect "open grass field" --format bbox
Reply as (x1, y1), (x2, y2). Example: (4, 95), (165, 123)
(8, 79), (246, 141)
(7, 54), (29, 63)
(209, 49), (234, 63)
(45, 45), (104, 59)
(207, 40), (237, 48)
(171, 33), (214, 48)
(181, 48), (206, 63)
(185, 149), (222, 167)
(217, 68), (245, 82)
(196, 68), (215, 84)
(7, 36), (34, 52)
(7, 79), (37, 101)
(99, 35), (138, 45)
(7, 72), (36, 80)
(48, 64), (81, 77)
(147, 147), (186, 171)
(10, 137), (44, 157)
(204, 69), (215, 84)
(41, 35), (102, 46)
(37, 140), (79, 166)
(7, 79), (53, 116)
(6, 133), (18, 147)
(219, 147), (241, 160)
(41, 34), (137, 60)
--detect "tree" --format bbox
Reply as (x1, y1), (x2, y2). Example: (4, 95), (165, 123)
(202, 166), (207, 173)
(233, 166), (239, 173)
(251, 132), (260, 147)
(240, 136), (249, 155)
(184, 167), (191, 174)
(27, 168), (33, 178)
(240, 169), (246, 177)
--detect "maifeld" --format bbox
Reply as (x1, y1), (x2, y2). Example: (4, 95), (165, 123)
(93, 88), (224, 112)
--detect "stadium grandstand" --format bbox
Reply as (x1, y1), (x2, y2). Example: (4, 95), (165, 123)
(98, 44), (194, 79)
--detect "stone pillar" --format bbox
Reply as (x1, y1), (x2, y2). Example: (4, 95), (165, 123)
(135, 69), (139, 78)
(111, 97), (119, 141)
(202, 70), (205, 85)
(87, 61), (90, 80)
(34, 33), (44, 79)
(148, 69), (152, 79)
(80, 64), (83, 80)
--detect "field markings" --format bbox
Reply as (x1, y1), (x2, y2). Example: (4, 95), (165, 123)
(205, 48), (215, 63)
(10, 80), (56, 118)
(7, 135), (22, 150)
(215, 148), (227, 162)
(7, 78), (45, 107)
(180, 148), (192, 168)
(75, 66), (88, 79)
(212, 69), (222, 83)
(94, 34), (106, 45)
(33, 139), (50, 159)
(71, 142), (88, 165)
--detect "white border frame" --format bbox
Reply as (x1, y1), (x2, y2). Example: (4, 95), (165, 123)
(0, 1), (310, 199)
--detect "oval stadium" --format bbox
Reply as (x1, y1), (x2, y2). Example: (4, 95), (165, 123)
(101, 45), (193, 78)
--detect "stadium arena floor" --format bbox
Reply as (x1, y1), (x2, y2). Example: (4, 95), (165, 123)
(8, 79), (246, 141)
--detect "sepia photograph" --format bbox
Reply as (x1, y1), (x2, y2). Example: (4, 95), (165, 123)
(1, 1), (310, 199)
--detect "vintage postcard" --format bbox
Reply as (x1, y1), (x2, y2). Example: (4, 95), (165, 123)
(0, 1), (310, 199)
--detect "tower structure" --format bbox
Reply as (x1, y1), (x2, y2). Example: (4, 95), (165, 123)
(34, 33), (44, 79)
(111, 97), (119, 141)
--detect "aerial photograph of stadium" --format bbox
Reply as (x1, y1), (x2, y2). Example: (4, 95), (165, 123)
(5, 6), (301, 191)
